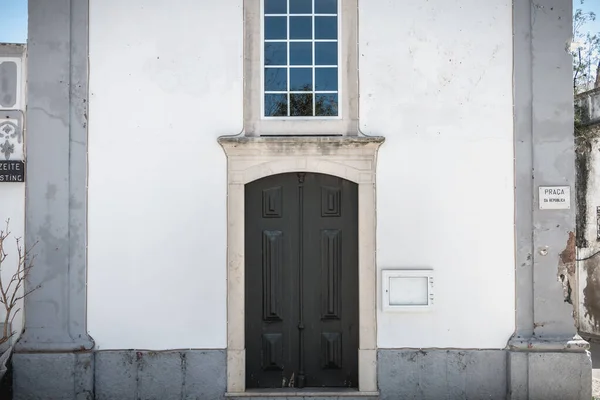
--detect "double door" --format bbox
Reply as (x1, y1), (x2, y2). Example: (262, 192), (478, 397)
(245, 172), (359, 389)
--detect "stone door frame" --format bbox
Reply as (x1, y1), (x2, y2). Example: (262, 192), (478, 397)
(219, 136), (384, 394)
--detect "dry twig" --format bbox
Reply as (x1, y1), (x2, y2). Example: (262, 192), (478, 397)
(0, 219), (39, 346)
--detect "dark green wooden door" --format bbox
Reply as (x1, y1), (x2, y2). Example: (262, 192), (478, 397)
(245, 172), (358, 389)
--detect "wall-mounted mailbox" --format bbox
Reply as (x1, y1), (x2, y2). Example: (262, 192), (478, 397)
(382, 269), (434, 311)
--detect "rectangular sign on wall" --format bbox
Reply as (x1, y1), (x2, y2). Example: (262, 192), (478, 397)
(538, 186), (570, 210)
(0, 160), (24, 182)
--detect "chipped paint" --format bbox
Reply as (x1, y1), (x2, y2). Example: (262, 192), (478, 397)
(575, 88), (600, 336)
(559, 232), (576, 304)
(582, 258), (600, 329)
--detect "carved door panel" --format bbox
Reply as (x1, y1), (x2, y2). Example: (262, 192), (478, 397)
(302, 172), (359, 388)
(245, 173), (299, 389)
(245, 172), (358, 389)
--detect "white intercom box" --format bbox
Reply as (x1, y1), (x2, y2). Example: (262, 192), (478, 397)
(381, 269), (434, 311)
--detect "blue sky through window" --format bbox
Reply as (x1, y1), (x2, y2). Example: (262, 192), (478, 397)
(0, 0), (27, 43)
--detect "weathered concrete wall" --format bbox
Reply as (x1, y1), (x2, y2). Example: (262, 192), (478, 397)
(508, 351), (592, 400)
(15, 0), (93, 353)
(94, 350), (225, 400)
(13, 352), (94, 400)
(577, 88), (600, 127)
(13, 349), (225, 400)
(12, 348), (593, 399)
(378, 349), (507, 400)
(509, 0), (592, 398)
(575, 88), (600, 337)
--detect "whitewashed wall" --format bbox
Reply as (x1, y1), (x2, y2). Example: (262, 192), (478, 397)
(359, 0), (516, 348)
(88, 0), (515, 350)
(88, 0), (243, 349)
(0, 47), (26, 342)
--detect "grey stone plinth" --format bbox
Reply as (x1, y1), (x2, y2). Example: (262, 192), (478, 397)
(95, 349), (226, 400)
(225, 397), (377, 400)
(13, 349), (226, 400)
(12, 352), (94, 400)
(508, 350), (592, 400)
(377, 349), (507, 400)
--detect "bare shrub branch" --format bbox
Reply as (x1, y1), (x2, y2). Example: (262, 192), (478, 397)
(0, 219), (39, 346)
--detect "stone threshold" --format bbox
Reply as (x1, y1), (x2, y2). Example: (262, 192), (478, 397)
(225, 388), (380, 398)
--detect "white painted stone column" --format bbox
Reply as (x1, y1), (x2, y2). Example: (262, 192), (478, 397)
(509, 0), (592, 398)
(13, 0), (95, 398)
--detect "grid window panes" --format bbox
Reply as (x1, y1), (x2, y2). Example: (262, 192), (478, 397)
(263, 0), (339, 118)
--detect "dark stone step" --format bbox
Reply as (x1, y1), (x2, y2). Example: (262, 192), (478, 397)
(226, 397), (378, 400)
(227, 397), (378, 400)
(225, 389), (379, 400)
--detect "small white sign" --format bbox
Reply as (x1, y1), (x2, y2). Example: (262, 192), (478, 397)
(539, 186), (570, 210)
(382, 269), (434, 312)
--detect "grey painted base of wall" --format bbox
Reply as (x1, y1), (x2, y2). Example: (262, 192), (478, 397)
(13, 351), (94, 400)
(13, 349), (226, 400)
(378, 349), (507, 400)
(11, 348), (592, 400)
(508, 350), (592, 400)
(378, 349), (592, 400)
(226, 395), (377, 400)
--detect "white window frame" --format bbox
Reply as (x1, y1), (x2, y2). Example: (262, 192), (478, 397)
(244, 0), (358, 136)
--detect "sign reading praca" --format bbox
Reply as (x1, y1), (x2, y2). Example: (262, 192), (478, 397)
(0, 160), (25, 182)
(538, 186), (570, 210)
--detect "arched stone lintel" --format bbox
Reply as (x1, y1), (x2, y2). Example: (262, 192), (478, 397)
(218, 135), (384, 394)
